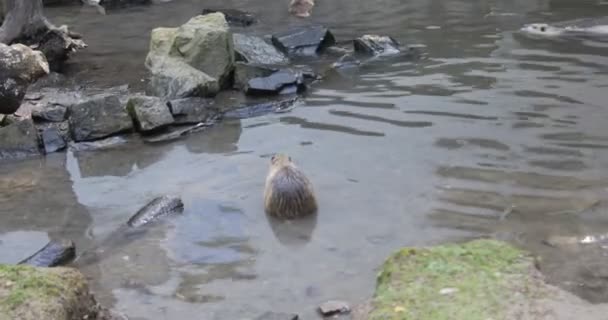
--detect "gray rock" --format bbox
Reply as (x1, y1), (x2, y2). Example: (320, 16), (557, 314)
(246, 69), (305, 96)
(254, 311), (299, 320)
(126, 95), (174, 132)
(0, 118), (41, 161)
(234, 62), (278, 90)
(41, 127), (66, 153)
(353, 35), (401, 56)
(146, 58), (220, 99)
(69, 94), (133, 142)
(0, 43), (50, 114)
(233, 33), (289, 65)
(201, 8), (257, 27)
(32, 104), (67, 122)
(69, 135), (130, 152)
(167, 98), (218, 124)
(271, 25), (336, 56)
(318, 300), (351, 317)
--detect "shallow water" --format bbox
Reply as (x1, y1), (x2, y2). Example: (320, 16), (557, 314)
(2, 0), (608, 318)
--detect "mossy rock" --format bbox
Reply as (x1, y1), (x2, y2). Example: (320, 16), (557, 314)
(0, 264), (99, 320)
(367, 239), (546, 320)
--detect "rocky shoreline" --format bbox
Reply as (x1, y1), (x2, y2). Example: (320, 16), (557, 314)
(0, 6), (419, 163)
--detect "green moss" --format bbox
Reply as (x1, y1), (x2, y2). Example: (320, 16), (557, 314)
(0, 264), (65, 311)
(368, 239), (539, 320)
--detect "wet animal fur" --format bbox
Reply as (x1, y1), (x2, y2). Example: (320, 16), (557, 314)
(264, 154), (318, 219)
(289, 0), (314, 18)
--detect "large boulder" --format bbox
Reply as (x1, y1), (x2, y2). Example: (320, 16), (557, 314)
(0, 264), (116, 320)
(271, 25), (336, 56)
(0, 43), (50, 114)
(0, 118), (41, 161)
(126, 95), (174, 132)
(68, 94), (133, 142)
(233, 33), (289, 65)
(145, 13), (235, 97)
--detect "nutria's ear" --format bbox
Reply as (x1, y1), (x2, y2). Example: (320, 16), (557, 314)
(541, 26), (546, 32)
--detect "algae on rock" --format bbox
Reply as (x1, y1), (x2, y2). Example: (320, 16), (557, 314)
(367, 239), (544, 320)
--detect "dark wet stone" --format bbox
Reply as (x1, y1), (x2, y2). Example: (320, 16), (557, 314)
(0, 118), (41, 161)
(234, 62), (278, 90)
(202, 8), (257, 27)
(32, 104), (67, 122)
(126, 95), (174, 132)
(254, 311), (299, 320)
(69, 94), (133, 142)
(246, 69), (305, 96)
(41, 127), (66, 153)
(0, 77), (27, 115)
(318, 300), (351, 317)
(233, 33), (289, 65)
(353, 34), (401, 56)
(167, 97), (218, 125)
(99, 0), (151, 9)
(271, 25), (336, 56)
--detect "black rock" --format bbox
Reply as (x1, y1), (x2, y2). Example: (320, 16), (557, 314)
(32, 104), (67, 122)
(0, 118), (41, 161)
(234, 62), (278, 90)
(233, 33), (289, 65)
(271, 25), (336, 56)
(353, 35), (401, 56)
(254, 311), (299, 320)
(99, 0), (151, 9)
(68, 94), (133, 142)
(201, 8), (257, 27)
(167, 97), (218, 125)
(318, 300), (351, 317)
(0, 77), (27, 114)
(246, 69), (305, 96)
(41, 127), (66, 153)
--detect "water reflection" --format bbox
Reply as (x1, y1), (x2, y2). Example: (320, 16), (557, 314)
(266, 214), (318, 248)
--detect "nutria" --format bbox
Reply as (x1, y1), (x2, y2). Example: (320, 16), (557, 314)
(264, 154), (318, 219)
(289, 0), (314, 18)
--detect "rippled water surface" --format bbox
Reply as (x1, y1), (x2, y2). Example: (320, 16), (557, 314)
(2, 0), (608, 318)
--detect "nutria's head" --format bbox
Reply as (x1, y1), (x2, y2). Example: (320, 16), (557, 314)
(520, 23), (563, 37)
(270, 153), (293, 167)
(289, 0), (313, 18)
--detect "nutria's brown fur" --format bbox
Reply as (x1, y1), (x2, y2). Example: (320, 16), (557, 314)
(289, 0), (314, 18)
(264, 154), (318, 219)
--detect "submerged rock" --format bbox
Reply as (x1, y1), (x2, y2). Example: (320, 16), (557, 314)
(0, 43), (50, 114)
(201, 8), (257, 27)
(223, 97), (299, 119)
(234, 62), (278, 90)
(145, 13), (235, 93)
(126, 95), (174, 132)
(0, 118), (41, 161)
(167, 97), (218, 124)
(318, 300), (351, 317)
(271, 25), (336, 56)
(41, 127), (67, 153)
(353, 34), (401, 56)
(18, 240), (75, 267)
(0, 264), (113, 320)
(69, 135), (130, 152)
(127, 195), (184, 228)
(254, 311), (299, 320)
(68, 94), (133, 142)
(246, 69), (305, 96)
(233, 33), (289, 65)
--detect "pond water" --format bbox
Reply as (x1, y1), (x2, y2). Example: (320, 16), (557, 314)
(2, 0), (608, 318)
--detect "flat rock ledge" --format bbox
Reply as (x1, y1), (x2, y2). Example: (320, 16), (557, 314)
(357, 239), (608, 320)
(0, 264), (123, 320)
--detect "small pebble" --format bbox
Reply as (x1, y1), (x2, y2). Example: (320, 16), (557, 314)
(318, 300), (351, 317)
(439, 287), (459, 295)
